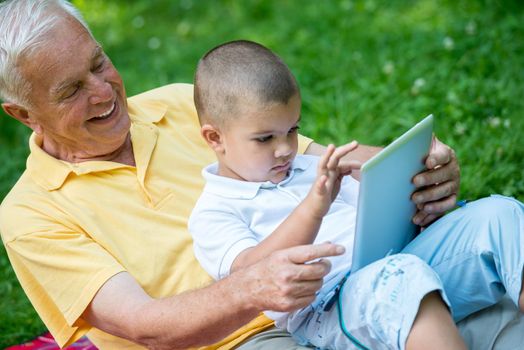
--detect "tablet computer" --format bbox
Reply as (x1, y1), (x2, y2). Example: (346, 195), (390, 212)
(351, 114), (434, 272)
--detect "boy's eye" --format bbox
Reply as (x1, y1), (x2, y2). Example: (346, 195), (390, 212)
(255, 135), (273, 142)
(289, 126), (300, 134)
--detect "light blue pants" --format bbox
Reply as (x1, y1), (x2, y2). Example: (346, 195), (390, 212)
(293, 195), (524, 350)
(404, 195), (524, 321)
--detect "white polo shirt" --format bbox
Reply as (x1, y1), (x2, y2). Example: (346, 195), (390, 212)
(189, 154), (360, 326)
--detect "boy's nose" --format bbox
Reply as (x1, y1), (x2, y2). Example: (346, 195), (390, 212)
(274, 142), (293, 158)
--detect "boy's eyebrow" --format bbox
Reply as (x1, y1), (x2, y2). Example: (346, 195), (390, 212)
(251, 116), (301, 135)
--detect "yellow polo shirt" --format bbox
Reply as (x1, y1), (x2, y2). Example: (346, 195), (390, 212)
(0, 83), (312, 349)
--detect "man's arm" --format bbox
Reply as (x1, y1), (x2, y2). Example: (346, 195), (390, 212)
(82, 243), (344, 350)
(305, 136), (460, 226)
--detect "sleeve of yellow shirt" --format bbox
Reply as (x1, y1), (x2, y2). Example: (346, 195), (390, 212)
(1, 198), (125, 347)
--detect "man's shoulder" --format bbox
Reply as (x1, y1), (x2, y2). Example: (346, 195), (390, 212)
(128, 83), (193, 105)
(127, 83), (196, 125)
(0, 171), (47, 242)
(1, 171), (42, 207)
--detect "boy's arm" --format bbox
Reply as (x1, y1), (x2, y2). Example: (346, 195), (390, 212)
(231, 142), (360, 273)
(305, 137), (460, 226)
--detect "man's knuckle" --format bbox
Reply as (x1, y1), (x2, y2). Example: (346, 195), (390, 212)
(280, 284), (293, 296)
(282, 270), (296, 283)
(449, 180), (459, 193)
(306, 265), (319, 278)
(442, 182), (453, 196)
(302, 250), (315, 261)
(295, 268), (307, 280)
(416, 174), (426, 187)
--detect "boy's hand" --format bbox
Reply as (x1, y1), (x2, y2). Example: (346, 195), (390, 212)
(306, 141), (361, 219)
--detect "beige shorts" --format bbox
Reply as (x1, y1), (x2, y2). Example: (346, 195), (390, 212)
(235, 327), (312, 349)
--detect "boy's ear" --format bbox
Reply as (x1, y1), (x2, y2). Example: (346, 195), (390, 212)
(2, 102), (43, 134)
(201, 123), (225, 153)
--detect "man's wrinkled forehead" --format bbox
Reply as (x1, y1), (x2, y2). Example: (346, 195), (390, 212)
(20, 19), (98, 92)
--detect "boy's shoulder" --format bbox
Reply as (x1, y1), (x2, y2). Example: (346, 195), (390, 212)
(189, 162), (259, 221)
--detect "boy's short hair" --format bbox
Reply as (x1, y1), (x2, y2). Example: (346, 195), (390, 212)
(194, 40), (299, 126)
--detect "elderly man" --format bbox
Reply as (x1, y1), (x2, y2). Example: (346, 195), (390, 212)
(0, 1), (470, 349)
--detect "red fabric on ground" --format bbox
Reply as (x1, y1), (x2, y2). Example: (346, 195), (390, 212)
(5, 332), (97, 350)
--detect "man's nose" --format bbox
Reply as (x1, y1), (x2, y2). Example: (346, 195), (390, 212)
(87, 75), (112, 105)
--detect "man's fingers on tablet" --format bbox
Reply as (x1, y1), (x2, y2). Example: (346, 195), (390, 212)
(423, 194), (457, 214)
(412, 210), (439, 226)
(413, 164), (459, 189)
(417, 213), (439, 227)
(413, 194), (457, 225)
(412, 180), (457, 205)
(412, 210), (428, 226)
(426, 137), (452, 169)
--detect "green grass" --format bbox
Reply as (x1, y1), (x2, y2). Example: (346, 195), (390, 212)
(1, 0), (523, 346)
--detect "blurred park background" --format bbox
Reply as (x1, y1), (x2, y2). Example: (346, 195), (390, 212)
(1, 0), (523, 346)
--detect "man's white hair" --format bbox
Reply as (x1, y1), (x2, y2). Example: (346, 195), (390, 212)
(0, 0), (92, 106)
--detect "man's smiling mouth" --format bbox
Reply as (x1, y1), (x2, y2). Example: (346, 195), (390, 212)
(89, 102), (116, 122)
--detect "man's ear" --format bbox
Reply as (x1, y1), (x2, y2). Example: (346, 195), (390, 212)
(2, 102), (42, 134)
(201, 123), (225, 153)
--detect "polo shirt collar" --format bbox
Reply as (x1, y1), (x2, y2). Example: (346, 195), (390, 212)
(202, 155), (313, 199)
(26, 99), (167, 191)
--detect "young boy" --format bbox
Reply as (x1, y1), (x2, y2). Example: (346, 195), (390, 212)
(189, 40), (524, 349)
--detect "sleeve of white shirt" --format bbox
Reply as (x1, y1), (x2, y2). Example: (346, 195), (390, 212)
(189, 198), (259, 280)
(338, 174), (360, 207)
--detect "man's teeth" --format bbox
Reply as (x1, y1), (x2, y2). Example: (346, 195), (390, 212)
(94, 103), (115, 119)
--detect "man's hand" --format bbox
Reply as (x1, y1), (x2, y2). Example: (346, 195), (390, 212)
(411, 136), (460, 226)
(305, 141), (361, 219)
(243, 242), (345, 311)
